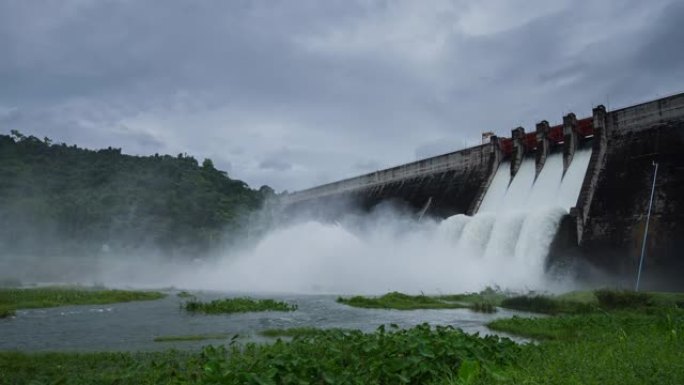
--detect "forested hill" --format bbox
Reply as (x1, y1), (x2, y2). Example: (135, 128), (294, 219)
(0, 130), (273, 258)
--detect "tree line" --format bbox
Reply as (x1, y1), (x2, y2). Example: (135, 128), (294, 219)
(0, 130), (274, 258)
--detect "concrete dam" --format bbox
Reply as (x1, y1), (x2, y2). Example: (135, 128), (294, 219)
(281, 93), (684, 290)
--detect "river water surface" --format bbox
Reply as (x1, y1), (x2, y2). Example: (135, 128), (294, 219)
(0, 290), (532, 352)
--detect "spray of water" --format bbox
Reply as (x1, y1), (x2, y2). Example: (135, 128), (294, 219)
(131, 148), (590, 295)
(81, 149), (593, 294)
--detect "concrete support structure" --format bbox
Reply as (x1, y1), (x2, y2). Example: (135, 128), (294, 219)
(563, 113), (578, 174)
(573, 105), (608, 244)
(510, 126), (526, 178)
(535, 120), (550, 179)
(467, 136), (502, 215)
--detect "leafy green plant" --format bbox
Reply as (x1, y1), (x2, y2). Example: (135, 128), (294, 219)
(201, 323), (519, 385)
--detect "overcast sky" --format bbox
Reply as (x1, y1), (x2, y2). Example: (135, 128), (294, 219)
(1, 0), (682, 191)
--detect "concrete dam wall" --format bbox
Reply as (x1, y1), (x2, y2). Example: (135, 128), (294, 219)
(281, 93), (684, 288)
(282, 142), (499, 218)
(561, 94), (684, 289)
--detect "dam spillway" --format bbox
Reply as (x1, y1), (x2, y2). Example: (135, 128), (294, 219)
(438, 149), (593, 289)
(281, 93), (684, 290)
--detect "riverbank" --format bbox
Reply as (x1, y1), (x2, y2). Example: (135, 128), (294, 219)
(1, 290), (682, 384)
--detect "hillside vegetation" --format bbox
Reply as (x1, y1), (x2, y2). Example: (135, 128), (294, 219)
(0, 130), (272, 258)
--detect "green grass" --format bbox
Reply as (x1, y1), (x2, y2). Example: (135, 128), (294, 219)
(183, 297), (297, 314)
(337, 291), (468, 310)
(0, 287), (165, 316)
(485, 308), (684, 384)
(154, 334), (229, 342)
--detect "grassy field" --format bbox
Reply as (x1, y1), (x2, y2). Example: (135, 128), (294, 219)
(2, 289), (683, 384)
(487, 309), (684, 384)
(0, 287), (165, 318)
(183, 297), (297, 314)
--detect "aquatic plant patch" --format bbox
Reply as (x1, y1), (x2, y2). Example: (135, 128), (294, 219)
(0, 287), (165, 313)
(337, 291), (468, 310)
(184, 297), (297, 314)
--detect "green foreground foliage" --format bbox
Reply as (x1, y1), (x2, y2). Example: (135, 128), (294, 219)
(184, 297), (297, 314)
(0, 286), (164, 318)
(202, 324), (518, 385)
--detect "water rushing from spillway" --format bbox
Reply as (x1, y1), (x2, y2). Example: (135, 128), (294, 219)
(94, 149), (593, 295)
(440, 149), (593, 291)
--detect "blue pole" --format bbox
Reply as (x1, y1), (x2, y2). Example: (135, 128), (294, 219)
(635, 161), (658, 292)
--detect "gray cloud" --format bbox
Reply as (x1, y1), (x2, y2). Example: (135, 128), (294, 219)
(259, 158), (293, 172)
(0, 0), (682, 191)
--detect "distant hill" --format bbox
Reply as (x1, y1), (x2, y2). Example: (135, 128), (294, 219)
(0, 130), (273, 258)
